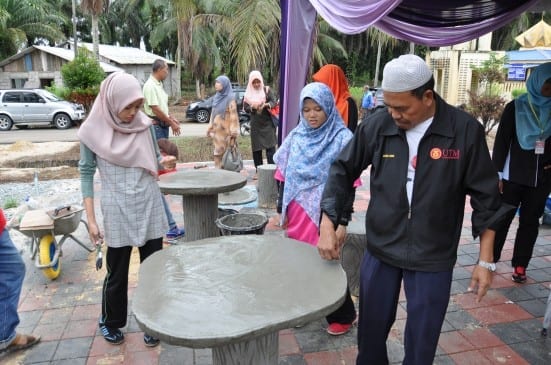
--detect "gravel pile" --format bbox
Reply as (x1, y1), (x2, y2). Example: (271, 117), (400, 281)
(1, 178), (82, 218)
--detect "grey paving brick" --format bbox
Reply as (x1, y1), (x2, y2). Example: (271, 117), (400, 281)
(509, 339), (551, 365)
(294, 328), (342, 353)
(387, 338), (405, 363)
(52, 337), (93, 361)
(498, 286), (535, 302)
(456, 254), (478, 266)
(527, 256), (551, 269)
(523, 283), (550, 299)
(517, 298), (547, 317)
(444, 310), (479, 330)
(279, 355), (307, 365)
(433, 354), (455, 365)
(19, 339), (58, 364)
(452, 266), (473, 280)
(159, 344), (195, 365)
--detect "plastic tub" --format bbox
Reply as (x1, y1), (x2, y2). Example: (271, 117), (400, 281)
(216, 213), (268, 236)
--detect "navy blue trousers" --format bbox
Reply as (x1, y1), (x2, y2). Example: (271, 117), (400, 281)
(356, 251), (452, 365)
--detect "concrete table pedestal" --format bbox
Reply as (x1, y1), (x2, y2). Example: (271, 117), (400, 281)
(212, 331), (278, 365)
(158, 169), (247, 241)
(132, 235), (347, 364)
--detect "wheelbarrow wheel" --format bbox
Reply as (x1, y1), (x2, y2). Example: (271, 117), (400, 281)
(39, 234), (61, 280)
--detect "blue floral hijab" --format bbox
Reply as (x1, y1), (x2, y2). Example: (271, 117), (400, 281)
(211, 75), (234, 121)
(274, 82), (353, 226)
(515, 62), (551, 150)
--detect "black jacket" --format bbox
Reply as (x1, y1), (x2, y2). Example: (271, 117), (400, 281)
(321, 94), (503, 272)
(492, 101), (551, 187)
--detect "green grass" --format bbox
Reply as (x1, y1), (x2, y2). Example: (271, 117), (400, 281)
(171, 136), (253, 163)
(3, 197), (19, 209)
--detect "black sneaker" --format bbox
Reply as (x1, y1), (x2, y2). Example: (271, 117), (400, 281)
(99, 323), (124, 345)
(144, 334), (160, 347)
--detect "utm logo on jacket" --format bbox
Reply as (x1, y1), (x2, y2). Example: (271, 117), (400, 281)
(430, 148), (460, 160)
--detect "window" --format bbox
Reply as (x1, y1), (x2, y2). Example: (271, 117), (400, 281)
(3, 92), (22, 103)
(23, 92), (42, 103)
(11, 79), (28, 88)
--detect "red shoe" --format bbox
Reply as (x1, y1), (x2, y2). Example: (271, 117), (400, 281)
(326, 318), (357, 336)
(512, 266), (527, 283)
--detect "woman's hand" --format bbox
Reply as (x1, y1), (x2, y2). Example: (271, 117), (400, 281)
(160, 155), (177, 170)
(87, 221), (103, 247)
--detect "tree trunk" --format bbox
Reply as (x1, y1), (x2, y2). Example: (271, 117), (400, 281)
(91, 15), (99, 60)
(374, 36), (382, 87)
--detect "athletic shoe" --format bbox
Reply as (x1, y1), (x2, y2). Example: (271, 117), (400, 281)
(99, 323), (124, 345)
(327, 317), (357, 336)
(166, 226), (185, 238)
(512, 266), (527, 283)
(143, 334), (160, 347)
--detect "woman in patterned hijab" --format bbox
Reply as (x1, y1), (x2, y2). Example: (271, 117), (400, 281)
(274, 82), (353, 245)
(273, 82), (358, 336)
(207, 75), (240, 168)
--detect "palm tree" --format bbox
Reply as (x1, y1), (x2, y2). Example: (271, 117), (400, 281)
(80, 0), (109, 59)
(0, 0), (68, 60)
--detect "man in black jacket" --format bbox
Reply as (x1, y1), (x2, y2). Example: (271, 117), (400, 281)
(318, 54), (505, 365)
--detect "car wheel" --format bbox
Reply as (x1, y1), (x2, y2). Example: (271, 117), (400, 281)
(0, 114), (13, 131)
(53, 113), (72, 129)
(195, 109), (210, 123)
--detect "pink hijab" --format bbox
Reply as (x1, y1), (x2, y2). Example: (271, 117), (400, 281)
(77, 72), (158, 175)
(244, 70), (266, 106)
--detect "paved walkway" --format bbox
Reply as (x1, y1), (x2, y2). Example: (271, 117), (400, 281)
(2, 161), (551, 364)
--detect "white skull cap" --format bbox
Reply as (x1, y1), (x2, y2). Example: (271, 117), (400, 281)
(382, 54), (433, 92)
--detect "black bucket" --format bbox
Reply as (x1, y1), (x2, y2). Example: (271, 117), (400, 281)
(216, 213), (269, 236)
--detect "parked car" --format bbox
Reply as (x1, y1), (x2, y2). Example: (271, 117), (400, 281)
(186, 88), (247, 123)
(0, 89), (85, 131)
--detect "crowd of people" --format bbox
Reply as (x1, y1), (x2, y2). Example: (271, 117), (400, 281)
(3, 55), (550, 363)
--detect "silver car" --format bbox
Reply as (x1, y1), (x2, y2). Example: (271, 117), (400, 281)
(0, 89), (86, 131)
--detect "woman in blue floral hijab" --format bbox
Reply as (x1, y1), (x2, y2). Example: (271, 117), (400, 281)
(274, 82), (358, 336)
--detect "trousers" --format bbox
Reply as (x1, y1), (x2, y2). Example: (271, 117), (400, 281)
(0, 229), (26, 348)
(101, 238), (163, 328)
(356, 250), (452, 365)
(493, 178), (551, 267)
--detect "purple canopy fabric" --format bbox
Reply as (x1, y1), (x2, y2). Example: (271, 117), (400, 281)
(279, 0), (540, 140)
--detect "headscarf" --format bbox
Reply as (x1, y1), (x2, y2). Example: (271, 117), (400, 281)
(312, 64), (351, 126)
(77, 72), (157, 175)
(274, 82), (353, 226)
(244, 70), (266, 107)
(211, 75), (234, 120)
(515, 62), (551, 150)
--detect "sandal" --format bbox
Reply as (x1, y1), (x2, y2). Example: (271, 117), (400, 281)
(0, 333), (40, 355)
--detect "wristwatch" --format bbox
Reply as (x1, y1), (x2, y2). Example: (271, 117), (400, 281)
(478, 260), (496, 272)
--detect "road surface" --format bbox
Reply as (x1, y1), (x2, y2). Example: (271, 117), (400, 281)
(0, 121), (208, 144)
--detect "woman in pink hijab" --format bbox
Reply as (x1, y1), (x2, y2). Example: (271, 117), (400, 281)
(78, 72), (174, 348)
(243, 70), (278, 179)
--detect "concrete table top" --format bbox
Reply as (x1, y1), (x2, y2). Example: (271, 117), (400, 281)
(158, 169), (247, 241)
(132, 235), (347, 363)
(158, 169), (246, 196)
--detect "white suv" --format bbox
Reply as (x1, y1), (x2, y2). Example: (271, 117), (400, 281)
(0, 89), (86, 131)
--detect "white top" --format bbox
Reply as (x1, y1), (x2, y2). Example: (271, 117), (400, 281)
(405, 117), (433, 205)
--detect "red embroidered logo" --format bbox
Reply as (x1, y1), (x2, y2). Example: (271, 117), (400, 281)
(430, 148), (460, 160)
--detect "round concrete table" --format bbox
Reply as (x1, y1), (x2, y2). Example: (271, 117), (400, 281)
(158, 169), (246, 241)
(132, 235), (347, 365)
